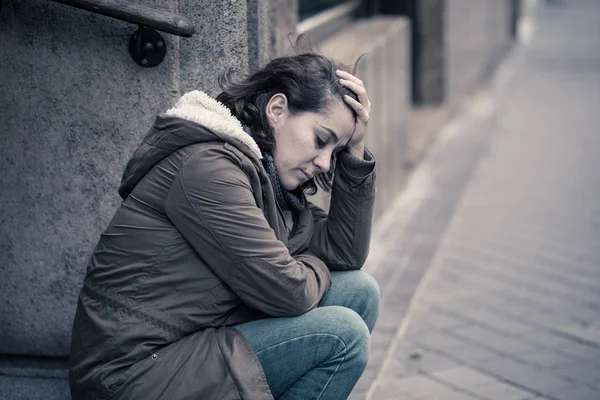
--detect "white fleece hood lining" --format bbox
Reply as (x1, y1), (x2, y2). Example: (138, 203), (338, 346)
(165, 90), (263, 159)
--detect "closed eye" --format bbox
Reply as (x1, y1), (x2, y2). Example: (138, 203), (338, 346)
(315, 135), (327, 149)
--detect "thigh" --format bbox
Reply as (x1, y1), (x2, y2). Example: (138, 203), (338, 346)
(319, 270), (380, 332)
(234, 306), (367, 399)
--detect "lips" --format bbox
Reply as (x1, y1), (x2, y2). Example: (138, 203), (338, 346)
(301, 170), (312, 181)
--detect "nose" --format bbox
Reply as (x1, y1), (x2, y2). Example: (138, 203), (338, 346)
(313, 151), (332, 173)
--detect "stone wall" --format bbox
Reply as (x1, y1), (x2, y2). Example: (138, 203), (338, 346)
(445, 0), (514, 103)
(0, 0), (276, 397)
(309, 17), (412, 218)
(379, 0), (516, 104)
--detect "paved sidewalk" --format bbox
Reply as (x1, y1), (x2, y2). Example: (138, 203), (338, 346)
(355, 1), (600, 399)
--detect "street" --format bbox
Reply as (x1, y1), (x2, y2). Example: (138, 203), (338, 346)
(355, 1), (600, 399)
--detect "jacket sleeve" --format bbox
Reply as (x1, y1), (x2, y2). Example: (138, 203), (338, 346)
(165, 146), (331, 317)
(309, 148), (376, 271)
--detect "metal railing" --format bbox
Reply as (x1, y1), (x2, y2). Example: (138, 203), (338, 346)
(51, 0), (195, 67)
(51, 0), (195, 37)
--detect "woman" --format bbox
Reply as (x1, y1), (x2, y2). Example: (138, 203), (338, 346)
(69, 53), (380, 400)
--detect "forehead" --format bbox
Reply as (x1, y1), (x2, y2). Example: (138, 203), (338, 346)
(314, 102), (355, 140)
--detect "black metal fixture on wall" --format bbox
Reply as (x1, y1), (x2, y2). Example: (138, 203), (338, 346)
(51, 0), (195, 67)
(377, 0), (422, 103)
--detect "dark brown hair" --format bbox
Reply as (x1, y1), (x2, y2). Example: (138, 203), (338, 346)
(216, 53), (360, 194)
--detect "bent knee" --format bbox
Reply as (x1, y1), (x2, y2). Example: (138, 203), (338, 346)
(315, 306), (370, 365)
(341, 270), (381, 331)
(355, 270), (381, 303)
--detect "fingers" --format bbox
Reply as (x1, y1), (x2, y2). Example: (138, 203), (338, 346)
(344, 95), (369, 123)
(336, 69), (363, 86)
(336, 70), (371, 114)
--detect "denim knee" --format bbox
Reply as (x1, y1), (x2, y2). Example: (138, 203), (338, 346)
(346, 271), (380, 332)
(319, 306), (370, 370)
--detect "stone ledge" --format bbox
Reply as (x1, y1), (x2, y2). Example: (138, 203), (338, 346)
(0, 376), (70, 400)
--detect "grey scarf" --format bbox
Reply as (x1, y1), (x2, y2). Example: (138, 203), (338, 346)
(262, 152), (306, 212)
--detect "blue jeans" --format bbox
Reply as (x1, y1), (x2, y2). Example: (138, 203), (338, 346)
(234, 270), (380, 400)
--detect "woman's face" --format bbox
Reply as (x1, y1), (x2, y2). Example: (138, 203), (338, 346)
(267, 94), (355, 190)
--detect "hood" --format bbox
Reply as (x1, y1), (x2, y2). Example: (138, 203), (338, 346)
(118, 91), (262, 199)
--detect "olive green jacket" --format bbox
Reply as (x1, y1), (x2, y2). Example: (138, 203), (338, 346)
(69, 91), (376, 400)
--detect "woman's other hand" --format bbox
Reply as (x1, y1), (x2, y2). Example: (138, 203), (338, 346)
(336, 70), (371, 159)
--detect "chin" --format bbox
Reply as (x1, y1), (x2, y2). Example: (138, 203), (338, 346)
(280, 177), (300, 191)
(281, 182), (299, 191)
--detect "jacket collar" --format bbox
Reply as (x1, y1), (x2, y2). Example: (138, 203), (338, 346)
(165, 90), (262, 159)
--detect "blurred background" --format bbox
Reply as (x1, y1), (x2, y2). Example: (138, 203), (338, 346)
(2, 0), (600, 399)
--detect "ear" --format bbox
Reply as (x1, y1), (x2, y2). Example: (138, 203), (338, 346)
(266, 93), (289, 128)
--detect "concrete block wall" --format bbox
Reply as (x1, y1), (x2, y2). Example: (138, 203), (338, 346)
(379, 0), (515, 105)
(0, 0), (279, 397)
(445, 0), (514, 103)
(416, 0), (446, 103)
(309, 17), (412, 218)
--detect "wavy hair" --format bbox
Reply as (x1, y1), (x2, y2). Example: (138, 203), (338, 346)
(216, 53), (360, 194)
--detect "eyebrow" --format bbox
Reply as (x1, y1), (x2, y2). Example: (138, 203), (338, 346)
(320, 125), (339, 143)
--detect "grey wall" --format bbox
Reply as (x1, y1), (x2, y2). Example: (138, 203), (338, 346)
(445, 0), (514, 103)
(310, 17), (411, 218)
(0, 0), (273, 383)
(378, 0), (515, 105)
(270, 0), (299, 57)
(416, 0), (445, 103)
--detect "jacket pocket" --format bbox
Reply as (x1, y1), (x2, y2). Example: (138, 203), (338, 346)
(101, 348), (163, 399)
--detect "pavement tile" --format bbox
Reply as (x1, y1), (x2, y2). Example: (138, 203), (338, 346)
(435, 268), (507, 294)
(477, 356), (575, 395)
(414, 389), (483, 400)
(413, 352), (465, 376)
(550, 323), (600, 347)
(550, 385), (600, 400)
(449, 325), (538, 355)
(418, 284), (480, 305)
(512, 329), (580, 349)
(465, 380), (536, 400)
(438, 268), (589, 328)
(429, 366), (497, 388)
(410, 310), (471, 331)
(443, 241), (600, 304)
(550, 341), (600, 361)
(392, 338), (425, 357)
(445, 307), (536, 337)
(437, 343), (500, 365)
(444, 236), (600, 294)
(348, 389), (368, 400)
(550, 360), (600, 384)
(370, 325), (397, 352)
(370, 375), (453, 399)
(458, 298), (591, 341)
(384, 356), (421, 380)
(406, 327), (471, 350)
(513, 348), (579, 369)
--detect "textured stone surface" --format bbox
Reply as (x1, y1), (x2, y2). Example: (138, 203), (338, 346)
(178, 0), (250, 96)
(0, 377), (69, 400)
(0, 0), (261, 358)
(1, 0), (173, 357)
(247, 0), (273, 71)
